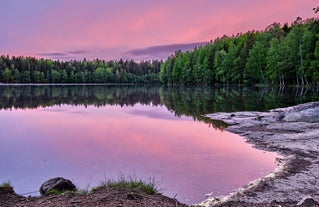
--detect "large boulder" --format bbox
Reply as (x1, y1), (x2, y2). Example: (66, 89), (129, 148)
(39, 177), (76, 195)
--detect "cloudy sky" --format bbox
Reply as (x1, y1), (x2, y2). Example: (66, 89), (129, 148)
(0, 0), (317, 61)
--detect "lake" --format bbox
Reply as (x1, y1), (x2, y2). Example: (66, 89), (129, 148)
(0, 85), (318, 204)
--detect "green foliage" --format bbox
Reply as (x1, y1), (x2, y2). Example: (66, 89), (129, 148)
(46, 189), (65, 195)
(246, 41), (268, 84)
(77, 189), (89, 195)
(160, 17), (319, 86)
(100, 174), (160, 195)
(0, 57), (162, 84)
(45, 188), (77, 195)
(0, 181), (12, 188)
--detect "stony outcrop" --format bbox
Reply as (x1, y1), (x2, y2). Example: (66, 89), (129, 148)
(196, 102), (319, 207)
(39, 177), (77, 196)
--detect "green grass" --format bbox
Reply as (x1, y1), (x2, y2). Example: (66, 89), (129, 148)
(45, 189), (65, 195)
(45, 189), (78, 195)
(77, 182), (91, 195)
(0, 176), (160, 196)
(0, 181), (12, 188)
(77, 189), (89, 195)
(99, 174), (160, 195)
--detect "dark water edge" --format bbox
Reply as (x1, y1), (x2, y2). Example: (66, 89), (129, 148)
(0, 84), (318, 128)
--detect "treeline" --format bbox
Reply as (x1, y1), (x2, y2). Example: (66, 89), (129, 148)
(160, 17), (319, 86)
(0, 56), (161, 83)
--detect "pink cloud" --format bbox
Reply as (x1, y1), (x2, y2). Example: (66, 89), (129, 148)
(0, 0), (316, 60)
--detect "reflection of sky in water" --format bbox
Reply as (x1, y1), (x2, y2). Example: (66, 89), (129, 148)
(0, 104), (279, 204)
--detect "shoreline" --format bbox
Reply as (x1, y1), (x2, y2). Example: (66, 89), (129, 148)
(2, 101), (319, 207)
(196, 102), (319, 207)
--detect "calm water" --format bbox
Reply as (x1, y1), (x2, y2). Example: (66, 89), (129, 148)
(0, 85), (318, 204)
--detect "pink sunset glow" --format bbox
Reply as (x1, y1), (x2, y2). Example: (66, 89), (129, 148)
(0, 104), (279, 203)
(1, 0), (317, 60)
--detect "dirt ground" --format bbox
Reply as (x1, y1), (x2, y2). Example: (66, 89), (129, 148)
(0, 185), (188, 207)
(2, 181), (317, 207)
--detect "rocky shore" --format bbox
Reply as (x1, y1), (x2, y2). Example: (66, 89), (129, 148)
(196, 102), (319, 207)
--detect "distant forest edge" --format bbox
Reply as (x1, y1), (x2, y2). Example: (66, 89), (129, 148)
(0, 57), (162, 83)
(161, 17), (319, 86)
(1, 17), (319, 85)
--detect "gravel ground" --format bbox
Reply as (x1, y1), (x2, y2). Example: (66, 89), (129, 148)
(0, 185), (188, 207)
(195, 102), (319, 207)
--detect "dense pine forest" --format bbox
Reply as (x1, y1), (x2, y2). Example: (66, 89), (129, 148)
(160, 17), (319, 86)
(0, 57), (161, 83)
(1, 17), (319, 85)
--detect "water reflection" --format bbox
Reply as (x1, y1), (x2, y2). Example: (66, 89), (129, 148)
(0, 104), (278, 204)
(1, 85), (318, 128)
(0, 85), (318, 204)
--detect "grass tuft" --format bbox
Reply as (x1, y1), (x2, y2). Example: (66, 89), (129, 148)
(77, 183), (91, 195)
(45, 189), (79, 195)
(100, 174), (160, 195)
(0, 181), (12, 188)
(46, 189), (64, 195)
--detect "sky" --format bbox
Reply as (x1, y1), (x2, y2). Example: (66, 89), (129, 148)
(0, 0), (317, 61)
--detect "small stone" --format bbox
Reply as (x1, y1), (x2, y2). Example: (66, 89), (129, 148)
(296, 196), (318, 206)
(127, 193), (142, 200)
(39, 177), (76, 196)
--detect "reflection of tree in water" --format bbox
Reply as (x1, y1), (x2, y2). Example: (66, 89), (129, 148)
(159, 86), (319, 130)
(0, 85), (318, 130)
(0, 85), (163, 109)
(160, 85), (319, 110)
(203, 117), (229, 131)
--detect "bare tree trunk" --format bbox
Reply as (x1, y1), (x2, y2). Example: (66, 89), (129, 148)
(258, 59), (266, 84)
(305, 77), (309, 85)
(299, 43), (305, 85)
(281, 75), (285, 87)
(295, 87), (300, 98)
(299, 86), (304, 97)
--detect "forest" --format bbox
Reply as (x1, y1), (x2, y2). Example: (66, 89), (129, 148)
(160, 17), (319, 86)
(0, 56), (161, 83)
(0, 17), (319, 86)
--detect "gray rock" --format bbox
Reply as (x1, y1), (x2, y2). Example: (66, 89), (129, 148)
(297, 196), (318, 206)
(199, 101), (319, 207)
(39, 177), (76, 195)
